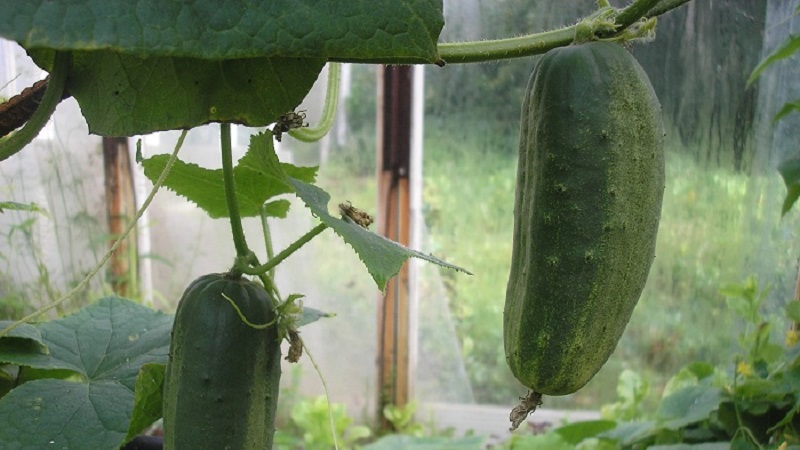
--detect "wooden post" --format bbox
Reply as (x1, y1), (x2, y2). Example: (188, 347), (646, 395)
(376, 65), (413, 429)
(102, 137), (138, 298)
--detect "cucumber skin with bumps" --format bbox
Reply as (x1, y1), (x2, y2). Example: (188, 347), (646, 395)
(163, 273), (281, 450)
(504, 42), (665, 396)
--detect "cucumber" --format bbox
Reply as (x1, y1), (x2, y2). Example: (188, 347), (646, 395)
(504, 42), (665, 398)
(163, 273), (281, 450)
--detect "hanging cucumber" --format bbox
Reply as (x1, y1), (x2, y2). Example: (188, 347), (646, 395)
(504, 41), (665, 424)
(163, 272), (281, 449)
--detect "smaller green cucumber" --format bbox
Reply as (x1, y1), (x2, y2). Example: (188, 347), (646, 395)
(163, 273), (281, 450)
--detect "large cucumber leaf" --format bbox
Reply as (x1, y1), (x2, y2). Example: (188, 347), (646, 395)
(0, 297), (172, 450)
(0, 0), (443, 64)
(29, 50), (325, 136)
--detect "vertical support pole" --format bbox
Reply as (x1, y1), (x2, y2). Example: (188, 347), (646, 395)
(376, 65), (413, 430)
(103, 137), (138, 298)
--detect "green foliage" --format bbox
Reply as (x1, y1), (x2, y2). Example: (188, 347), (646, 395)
(0, 0), (445, 137)
(290, 178), (471, 290)
(0, 1), (443, 63)
(54, 52), (325, 136)
(275, 395), (371, 450)
(748, 11), (800, 215)
(124, 362), (166, 445)
(778, 159), (800, 217)
(720, 277), (785, 370)
(748, 34), (800, 86)
(601, 370), (651, 422)
(0, 298), (172, 449)
(354, 277), (800, 448)
(363, 434), (485, 450)
(141, 131), (317, 218)
(383, 401), (427, 437)
(0, 202), (46, 214)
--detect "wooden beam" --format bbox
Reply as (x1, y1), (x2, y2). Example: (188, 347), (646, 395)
(102, 137), (138, 298)
(376, 65), (413, 429)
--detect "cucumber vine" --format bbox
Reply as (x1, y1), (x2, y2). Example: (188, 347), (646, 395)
(436, 0), (685, 63)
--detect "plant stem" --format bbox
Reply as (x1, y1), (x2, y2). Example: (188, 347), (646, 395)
(260, 204), (277, 280)
(615, 0), (663, 30)
(220, 123), (250, 260)
(438, 27), (574, 64)
(289, 63), (340, 143)
(0, 130), (188, 338)
(645, 0), (694, 18)
(0, 52), (70, 162)
(239, 223), (328, 276)
(436, 0), (694, 64)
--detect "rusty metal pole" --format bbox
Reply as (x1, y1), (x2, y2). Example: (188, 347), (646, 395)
(376, 65), (413, 430)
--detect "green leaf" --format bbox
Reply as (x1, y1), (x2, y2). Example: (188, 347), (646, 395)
(748, 34), (800, 85)
(773, 99), (800, 122)
(657, 386), (722, 430)
(290, 178), (471, 290)
(786, 301), (800, 323)
(553, 420), (617, 444)
(1, 0), (443, 64)
(599, 421), (659, 447)
(506, 433), (574, 450)
(0, 297), (172, 450)
(647, 444), (732, 450)
(600, 420), (659, 447)
(662, 362), (722, 398)
(362, 434), (485, 450)
(730, 434), (759, 450)
(299, 306), (336, 328)
(123, 363), (166, 445)
(39, 50), (325, 136)
(0, 321), (47, 353)
(264, 200), (291, 219)
(0, 202), (47, 215)
(778, 158), (800, 216)
(617, 369), (649, 405)
(141, 132), (317, 218)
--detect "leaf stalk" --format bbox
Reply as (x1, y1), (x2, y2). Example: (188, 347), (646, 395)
(238, 223), (328, 276)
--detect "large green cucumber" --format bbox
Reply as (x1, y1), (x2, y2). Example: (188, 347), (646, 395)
(163, 273), (281, 449)
(504, 41), (665, 397)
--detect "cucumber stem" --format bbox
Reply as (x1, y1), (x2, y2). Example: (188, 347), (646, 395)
(436, 0), (690, 64)
(220, 123), (250, 261)
(238, 223), (328, 276)
(614, 0), (662, 30)
(0, 52), (70, 162)
(438, 27), (574, 64)
(260, 204), (277, 279)
(644, 0), (693, 18)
